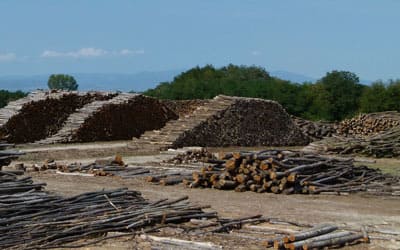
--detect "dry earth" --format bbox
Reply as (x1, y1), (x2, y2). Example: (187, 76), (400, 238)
(9, 142), (400, 250)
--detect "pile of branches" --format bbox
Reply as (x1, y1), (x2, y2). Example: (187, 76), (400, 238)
(164, 148), (216, 164)
(162, 99), (209, 117)
(305, 126), (400, 158)
(266, 223), (369, 250)
(291, 116), (336, 141)
(1, 91), (116, 143)
(335, 111), (400, 138)
(0, 186), (217, 249)
(149, 150), (400, 195)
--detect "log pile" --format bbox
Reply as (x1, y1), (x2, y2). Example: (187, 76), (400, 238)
(133, 95), (310, 151)
(266, 223), (369, 250)
(291, 116), (336, 141)
(335, 111), (400, 138)
(149, 150), (400, 195)
(162, 99), (210, 117)
(172, 96), (311, 148)
(164, 148), (216, 164)
(38, 94), (178, 143)
(0, 90), (116, 143)
(305, 125), (400, 158)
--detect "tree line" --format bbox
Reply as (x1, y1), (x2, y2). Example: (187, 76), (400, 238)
(145, 64), (400, 121)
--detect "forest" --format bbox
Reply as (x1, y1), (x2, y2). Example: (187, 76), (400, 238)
(145, 65), (400, 121)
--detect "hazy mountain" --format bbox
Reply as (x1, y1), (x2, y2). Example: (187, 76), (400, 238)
(0, 70), (183, 92)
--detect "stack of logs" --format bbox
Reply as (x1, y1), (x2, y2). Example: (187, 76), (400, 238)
(150, 150), (400, 195)
(0, 91), (116, 143)
(267, 223), (369, 250)
(335, 111), (400, 138)
(291, 116), (336, 141)
(304, 126), (400, 158)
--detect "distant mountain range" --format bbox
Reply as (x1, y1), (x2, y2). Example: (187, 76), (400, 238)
(0, 70), (372, 92)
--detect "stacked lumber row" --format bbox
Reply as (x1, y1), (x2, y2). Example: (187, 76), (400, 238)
(150, 150), (400, 195)
(162, 99), (210, 116)
(266, 223), (369, 250)
(164, 148), (216, 164)
(0, 90), (117, 143)
(132, 95), (310, 151)
(38, 94), (178, 144)
(291, 116), (336, 141)
(0, 170), (45, 195)
(335, 111), (400, 138)
(304, 125), (400, 158)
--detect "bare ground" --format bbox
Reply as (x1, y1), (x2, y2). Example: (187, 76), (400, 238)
(9, 142), (400, 249)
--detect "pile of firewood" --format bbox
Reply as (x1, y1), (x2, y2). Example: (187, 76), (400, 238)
(305, 126), (400, 158)
(335, 111), (400, 138)
(0, 91), (116, 143)
(72, 95), (178, 142)
(164, 148), (216, 164)
(150, 150), (400, 195)
(291, 116), (336, 141)
(162, 99), (210, 116)
(172, 97), (311, 148)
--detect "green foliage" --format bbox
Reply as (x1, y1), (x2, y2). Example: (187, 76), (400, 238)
(47, 74), (78, 91)
(359, 80), (400, 113)
(145, 65), (398, 121)
(0, 90), (27, 108)
(304, 71), (365, 121)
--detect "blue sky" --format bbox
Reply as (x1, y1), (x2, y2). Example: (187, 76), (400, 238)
(0, 0), (399, 81)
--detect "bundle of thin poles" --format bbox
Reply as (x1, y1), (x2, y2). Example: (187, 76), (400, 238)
(0, 187), (216, 249)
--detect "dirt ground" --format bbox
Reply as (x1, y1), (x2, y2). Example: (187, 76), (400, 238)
(10, 142), (400, 249)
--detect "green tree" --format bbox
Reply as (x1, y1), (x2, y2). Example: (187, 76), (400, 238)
(359, 81), (387, 113)
(47, 74), (78, 90)
(310, 71), (364, 121)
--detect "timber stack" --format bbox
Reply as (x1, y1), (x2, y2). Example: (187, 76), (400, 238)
(291, 116), (336, 141)
(0, 90), (116, 143)
(37, 94), (177, 143)
(304, 125), (400, 158)
(150, 149), (400, 195)
(335, 111), (400, 138)
(132, 95), (310, 151)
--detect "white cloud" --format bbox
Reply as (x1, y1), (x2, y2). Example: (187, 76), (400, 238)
(0, 52), (17, 62)
(251, 50), (261, 56)
(41, 48), (144, 58)
(119, 49), (145, 55)
(41, 48), (108, 58)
